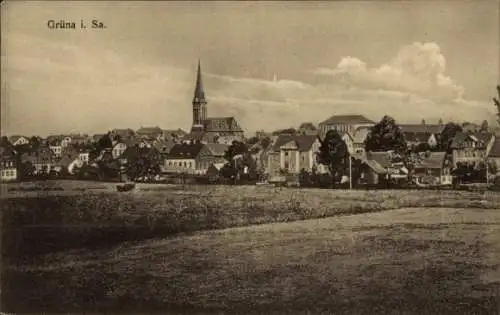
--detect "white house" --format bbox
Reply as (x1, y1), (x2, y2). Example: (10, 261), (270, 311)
(112, 142), (127, 159)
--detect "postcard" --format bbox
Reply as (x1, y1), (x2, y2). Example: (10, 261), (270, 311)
(1, 1), (499, 314)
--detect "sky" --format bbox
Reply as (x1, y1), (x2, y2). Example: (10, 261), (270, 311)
(1, 0), (499, 137)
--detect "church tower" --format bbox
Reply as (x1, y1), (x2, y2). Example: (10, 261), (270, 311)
(192, 60), (207, 130)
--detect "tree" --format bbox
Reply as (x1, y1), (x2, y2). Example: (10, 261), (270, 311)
(316, 129), (349, 185)
(421, 119), (426, 125)
(493, 85), (500, 124)
(438, 118), (444, 125)
(364, 115), (407, 155)
(480, 120), (489, 132)
(439, 122), (463, 152)
(126, 148), (162, 181)
(224, 141), (249, 162)
(246, 136), (260, 146)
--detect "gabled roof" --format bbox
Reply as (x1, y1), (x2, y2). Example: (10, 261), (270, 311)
(366, 152), (392, 168)
(270, 134), (318, 152)
(203, 117), (243, 132)
(205, 143), (229, 157)
(414, 152), (447, 169)
(488, 138), (500, 158)
(167, 143), (205, 159)
(399, 124), (445, 134)
(319, 115), (375, 126)
(450, 132), (494, 149)
(153, 140), (176, 154)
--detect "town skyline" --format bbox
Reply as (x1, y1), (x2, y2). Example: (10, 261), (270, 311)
(2, 0), (499, 137)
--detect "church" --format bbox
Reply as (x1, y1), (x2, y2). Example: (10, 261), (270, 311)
(184, 61), (245, 145)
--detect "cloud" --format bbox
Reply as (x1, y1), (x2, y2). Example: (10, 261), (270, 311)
(2, 36), (494, 136)
(317, 42), (465, 102)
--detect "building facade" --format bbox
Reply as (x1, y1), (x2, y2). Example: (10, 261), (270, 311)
(267, 134), (321, 175)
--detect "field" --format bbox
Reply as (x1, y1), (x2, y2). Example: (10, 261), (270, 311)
(2, 181), (500, 313)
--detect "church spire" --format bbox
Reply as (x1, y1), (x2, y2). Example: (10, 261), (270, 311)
(193, 59), (206, 103)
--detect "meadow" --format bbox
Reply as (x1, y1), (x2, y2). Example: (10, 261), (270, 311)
(2, 181), (500, 313)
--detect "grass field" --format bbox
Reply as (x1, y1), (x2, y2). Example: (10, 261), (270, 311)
(2, 181), (500, 313)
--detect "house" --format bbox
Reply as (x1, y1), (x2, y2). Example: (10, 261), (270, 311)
(353, 127), (371, 154)
(450, 132), (495, 167)
(318, 114), (375, 137)
(52, 149), (82, 175)
(112, 142), (128, 159)
(355, 156), (388, 186)
(164, 142), (230, 175)
(138, 139), (154, 149)
(355, 151), (408, 186)
(20, 145), (52, 175)
(136, 126), (163, 140)
(111, 128), (135, 141)
(161, 129), (187, 142)
(0, 146), (18, 181)
(413, 151), (452, 186)
(185, 61), (245, 144)
(153, 140), (176, 156)
(197, 143), (228, 171)
(399, 124), (444, 149)
(8, 135), (29, 147)
(267, 134), (321, 175)
(487, 137), (500, 173)
(48, 139), (63, 158)
(164, 142), (205, 174)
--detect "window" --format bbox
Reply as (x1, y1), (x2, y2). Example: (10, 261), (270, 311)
(285, 151), (289, 157)
(183, 162), (187, 168)
(285, 162), (289, 169)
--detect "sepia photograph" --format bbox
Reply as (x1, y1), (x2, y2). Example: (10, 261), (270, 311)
(1, 0), (499, 314)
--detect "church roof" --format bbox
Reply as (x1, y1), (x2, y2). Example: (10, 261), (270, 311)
(203, 117), (243, 132)
(193, 60), (206, 103)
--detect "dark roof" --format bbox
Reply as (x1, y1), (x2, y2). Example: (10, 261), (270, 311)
(450, 132), (494, 149)
(415, 152), (447, 169)
(404, 131), (431, 143)
(366, 152), (392, 168)
(203, 117), (243, 132)
(319, 115), (375, 126)
(153, 140), (176, 154)
(193, 60), (206, 103)
(271, 134), (318, 152)
(399, 124), (445, 134)
(167, 143), (205, 159)
(488, 138), (500, 158)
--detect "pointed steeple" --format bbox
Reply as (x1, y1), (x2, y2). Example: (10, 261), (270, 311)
(193, 59), (206, 103)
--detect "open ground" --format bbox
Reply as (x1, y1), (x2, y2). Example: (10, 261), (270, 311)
(1, 181), (500, 314)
